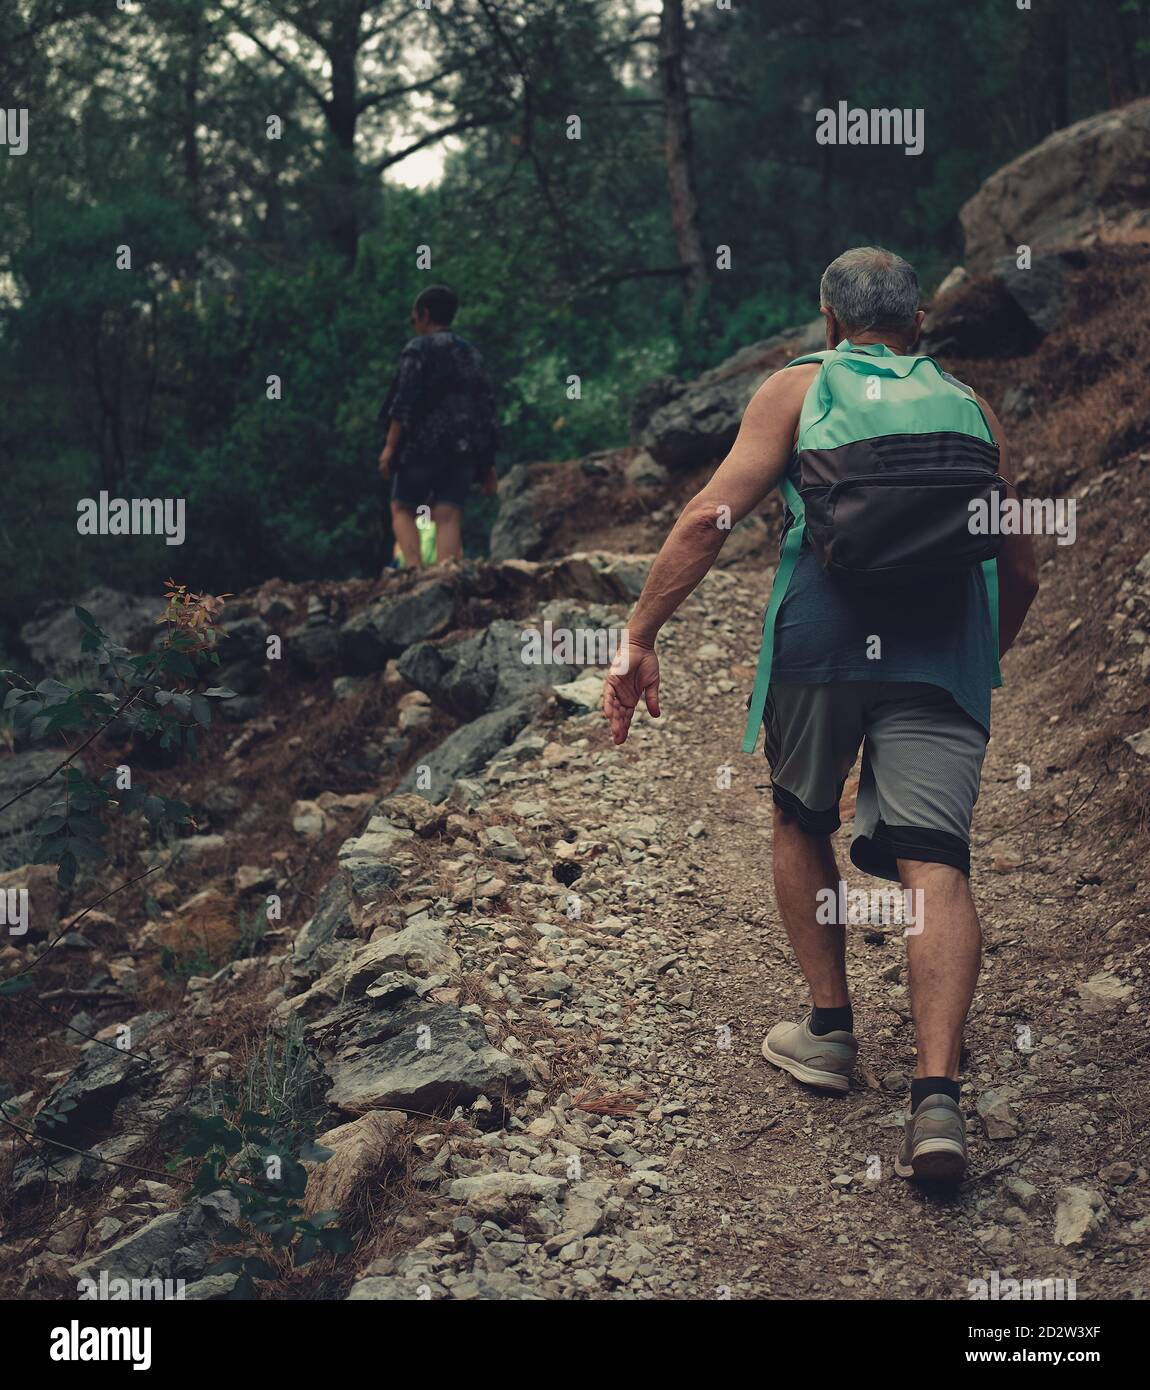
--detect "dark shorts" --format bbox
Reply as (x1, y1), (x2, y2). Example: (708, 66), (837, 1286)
(391, 452), (471, 510)
(763, 680), (988, 882)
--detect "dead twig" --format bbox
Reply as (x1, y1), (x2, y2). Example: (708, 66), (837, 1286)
(9, 865), (160, 980)
(0, 1115), (184, 1183)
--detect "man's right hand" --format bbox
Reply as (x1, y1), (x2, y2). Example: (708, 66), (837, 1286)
(378, 447), (394, 478)
(602, 636), (661, 746)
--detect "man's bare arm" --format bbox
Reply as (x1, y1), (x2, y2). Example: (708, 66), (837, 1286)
(974, 391), (1040, 656)
(626, 365), (818, 647)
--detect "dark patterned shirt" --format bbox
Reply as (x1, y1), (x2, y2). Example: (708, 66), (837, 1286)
(379, 331), (497, 478)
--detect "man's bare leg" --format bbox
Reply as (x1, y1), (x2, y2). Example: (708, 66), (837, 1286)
(772, 806), (849, 1008)
(433, 504), (463, 564)
(391, 502), (423, 569)
(763, 807), (858, 1091)
(898, 859), (981, 1079)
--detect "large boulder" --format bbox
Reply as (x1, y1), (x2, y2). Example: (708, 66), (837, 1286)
(339, 582), (456, 674)
(287, 595), (341, 672)
(213, 609), (272, 697)
(634, 318), (823, 471)
(71, 1192), (239, 1287)
(337, 817), (415, 915)
(397, 618), (579, 721)
(287, 924), (461, 1020)
(922, 250), (1086, 359)
(32, 1046), (142, 1147)
(291, 875), (354, 977)
(29, 1012), (171, 1149)
(0, 748), (63, 846)
(396, 699), (536, 799)
(542, 553), (651, 605)
(313, 991), (530, 1115)
(10, 1012), (178, 1204)
(19, 587), (158, 672)
(961, 97), (1150, 272)
(994, 251), (1083, 335)
(218, 610), (271, 659)
(488, 464), (561, 562)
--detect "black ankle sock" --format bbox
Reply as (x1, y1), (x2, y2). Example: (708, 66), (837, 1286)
(809, 1005), (853, 1036)
(910, 1076), (961, 1110)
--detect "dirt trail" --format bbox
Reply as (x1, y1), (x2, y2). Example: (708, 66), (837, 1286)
(520, 560), (1148, 1300)
(5, 518), (1145, 1304)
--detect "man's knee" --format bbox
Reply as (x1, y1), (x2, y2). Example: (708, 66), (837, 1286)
(773, 802), (831, 847)
(773, 801), (818, 829)
(896, 857), (969, 890)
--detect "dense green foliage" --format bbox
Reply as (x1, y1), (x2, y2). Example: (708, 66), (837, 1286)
(178, 1024), (350, 1298)
(2, 0), (1147, 641)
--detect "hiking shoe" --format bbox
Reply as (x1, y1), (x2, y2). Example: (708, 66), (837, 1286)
(894, 1093), (968, 1182)
(761, 1014), (858, 1093)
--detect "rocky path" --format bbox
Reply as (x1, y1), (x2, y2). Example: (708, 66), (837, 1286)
(13, 556), (1144, 1303)
(353, 564), (1148, 1301)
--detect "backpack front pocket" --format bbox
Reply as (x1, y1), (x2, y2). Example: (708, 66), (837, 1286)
(806, 470), (1008, 585)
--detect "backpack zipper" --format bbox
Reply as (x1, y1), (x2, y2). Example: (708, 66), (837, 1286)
(822, 470), (1007, 501)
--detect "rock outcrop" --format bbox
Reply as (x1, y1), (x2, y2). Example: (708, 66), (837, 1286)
(922, 249), (1087, 358)
(633, 319), (823, 471)
(19, 587), (159, 672)
(488, 463), (564, 561)
(960, 96), (1150, 271)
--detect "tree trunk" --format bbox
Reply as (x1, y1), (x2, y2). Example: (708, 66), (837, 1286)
(325, 1), (366, 264)
(181, 12), (204, 233)
(657, 0), (707, 313)
(818, 0), (835, 271)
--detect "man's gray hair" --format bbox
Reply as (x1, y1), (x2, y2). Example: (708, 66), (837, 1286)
(819, 246), (920, 335)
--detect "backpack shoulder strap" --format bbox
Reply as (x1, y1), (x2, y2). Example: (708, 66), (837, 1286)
(784, 349), (838, 368)
(741, 473), (806, 754)
(739, 354), (839, 753)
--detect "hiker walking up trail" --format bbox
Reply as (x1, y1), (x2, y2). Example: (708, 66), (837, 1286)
(603, 246), (1040, 1183)
(378, 284), (499, 569)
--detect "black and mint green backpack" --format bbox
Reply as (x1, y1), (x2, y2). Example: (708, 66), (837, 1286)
(742, 341), (1007, 753)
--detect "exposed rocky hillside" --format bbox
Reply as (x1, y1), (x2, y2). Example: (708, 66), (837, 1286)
(2, 101), (1149, 1301)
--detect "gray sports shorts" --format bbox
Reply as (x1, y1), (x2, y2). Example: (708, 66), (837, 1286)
(762, 681), (988, 882)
